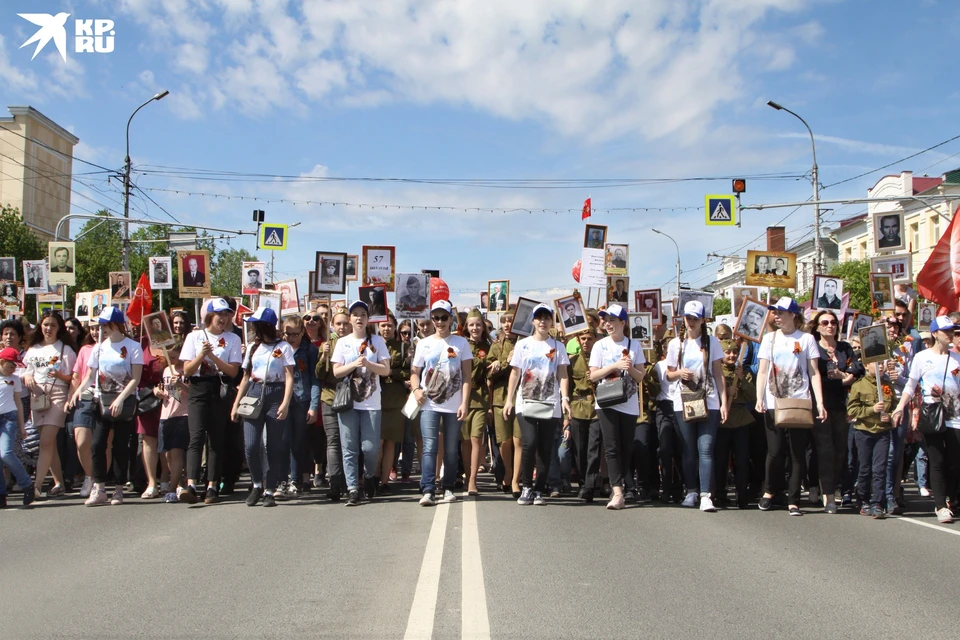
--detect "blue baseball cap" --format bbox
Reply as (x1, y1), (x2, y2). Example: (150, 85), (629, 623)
(97, 307), (126, 324)
(930, 316), (956, 333)
(768, 296), (801, 315)
(682, 301), (704, 318)
(245, 307), (278, 326)
(206, 298), (231, 313)
(348, 300), (369, 315)
(599, 303), (628, 322)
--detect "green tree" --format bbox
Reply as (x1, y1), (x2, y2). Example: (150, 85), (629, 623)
(827, 259), (871, 313)
(713, 297), (731, 317)
(211, 246), (259, 297)
(0, 205), (45, 266)
(73, 212), (123, 294)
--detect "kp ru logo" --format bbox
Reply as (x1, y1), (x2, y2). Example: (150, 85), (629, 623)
(18, 13), (115, 62)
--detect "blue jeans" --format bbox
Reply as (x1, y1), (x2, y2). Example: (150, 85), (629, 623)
(916, 439), (930, 489)
(674, 410), (720, 496)
(286, 400), (311, 482)
(419, 410), (461, 493)
(242, 383), (290, 493)
(337, 408), (381, 491)
(885, 411), (909, 501)
(0, 410), (32, 494)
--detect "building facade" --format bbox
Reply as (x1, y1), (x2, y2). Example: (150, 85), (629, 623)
(0, 106), (79, 239)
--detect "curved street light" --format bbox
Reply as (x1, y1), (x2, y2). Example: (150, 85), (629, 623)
(652, 228), (681, 299)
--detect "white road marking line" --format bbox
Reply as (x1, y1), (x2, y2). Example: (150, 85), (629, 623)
(404, 502), (450, 640)
(894, 515), (960, 536)
(461, 495), (490, 640)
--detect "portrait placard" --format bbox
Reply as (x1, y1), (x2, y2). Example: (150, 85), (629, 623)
(870, 254), (912, 284)
(628, 312), (653, 348)
(917, 303), (937, 332)
(812, 275), (844, 311)
(847, 312), (874, 342)
(107, 271), (131, 305)
(90, 289), (110, 316)
(274, 278), (300, 317)
(47, 241), (76, 286)
(358, 285), (388, 323)
(744, 250), (797, 289)
(511, 297), (540, 337)
(143, 311), (176, 349)
(256, 289), (282, 320)
(241, 261), (265, 295)
(732, 287), (759, 316)
(23, 259), (47, 294)
(177, 250), (211, 298)
(149, 256), (172, 290)
(579, 247), (606, 288)
(584, 224), (607, 250)
(555, 293), (588, 337)
(873, 211), (905, 254)
(607, 276), (629, 304)
(677, 289), (715, 320)
(605, 243), (628, 276)
(74, 292), (91, 321)
(362, 245), (396, 291)
(733, 296), (769, 343)
(634, 289), (661, 324)
(859, 323), (891, 365)
(345, 255), (359, 282)
(487, 280), (510, 312)
(396, 273), (431, 320)
(314, 251), (347, 294)
(0, 257), (15, 282)
(869, 272), (895, 311)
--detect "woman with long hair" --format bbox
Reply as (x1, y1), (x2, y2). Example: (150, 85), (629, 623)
(489, 310), (522, 495)
(503, 303), (571, 506)
(178, 298), (242, 504)
(377, 314), (406, 493)
(588, 304), (647, 510)
(892, 316), (960, 523)
(809, 309), (861, 513)
(665, 300), (728, 512)
(459, 309), (492, 496)
(231, 307), (295, 507)
(755, 297), (826, 516)
(300, 311), (327, 490)
(61, 317), (87, 491)
(316, 309), (351, 500)
(331, 301), (391, 506)
(67, 323), (99, 498)
(23, 310), (77, 498)
(69, 308), (142, 506)
(410, 300), (473, 505)
(276, 315), (320, 497)
(653, 335), (681, 502)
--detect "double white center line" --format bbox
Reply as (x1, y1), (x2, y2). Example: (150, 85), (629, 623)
(404, 496), (490, 640)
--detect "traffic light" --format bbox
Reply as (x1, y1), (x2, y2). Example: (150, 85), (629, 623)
(732, 179), (746, 194)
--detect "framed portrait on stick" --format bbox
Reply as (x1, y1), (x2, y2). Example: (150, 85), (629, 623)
(634, 289), (661, 324)
(358, 285), (388, 323)
(143, 311), (176, 349)
(733, 296), (769, 344)
(362, 245), (396, 291)
(314, 251), (347, 294)
(396, 273), (431, 320)
(870, 254), (912, 284)
(678, 289), (715, 320)
(812, 275), (844, 311)
(732, 287), (759, 316)
(917, 303), (936, 331)
(345, 255), (359, 282)
(859, 323), (890, 365)
(488, 280), (509, 312)
(628, 312), (653, 348)
(555, 293), (588, 337)
(584, 224), (607, 250)
(150, 257), (172, 291)
(109, 271), (132, 305)
(511, 297), (540, 338)
(241, 261), (265, 295)
(177, 250), (211, 298)
(744, 250), (797, 289)
(23, 259), (47, 294)
(873, 211), (905, 253)
(274, 278), (300, 317)
(47, 241), (76, 286)
(869, 272), (895, 311)
(607, 277), (629, 304)
(604, 243), (628, 276)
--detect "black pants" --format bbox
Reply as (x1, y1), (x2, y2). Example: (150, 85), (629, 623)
(633, 421), (659, 493)
(924, 428), (960, 510)
(570, 417), (601, 490)
(598, 408), (637, 488)
(656, 401), (682, 497)
(186, 378), (233, 485)
(311, 414), (327, 476)
(748, 411), (767, 495)
(518, 414), (557, 492)
(320, 402), (344, 483)
(92, 415), (135, 485)
(714, 426), (750, 503)
(854, 429), (890, 506)
(763, 411), (810, 505)
(812, 411), (849, 497)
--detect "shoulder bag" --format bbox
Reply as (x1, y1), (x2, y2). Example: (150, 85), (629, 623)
(917, 353), (951, 435)
(97, 341), (139, 422)
(135, 387), (161, 416)
(31, 343), (65, 412)
(237, 344), (275, 420)
(597, 337), (632, 408)
(678, 337), (709, 422)
(771, 332), (814, 428)
(522, 338), (562, 419)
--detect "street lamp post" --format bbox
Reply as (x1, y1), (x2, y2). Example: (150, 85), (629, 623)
(767, 100), (821, 272)
(122, 90), (169, 271)
(652, 228), (681, 299)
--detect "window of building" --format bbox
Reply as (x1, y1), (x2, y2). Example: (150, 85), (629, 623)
(859, 241), (867, 258)
(911, 222), (920, 252)
(930, 215), (940, 245)
(844, 247), (853, 261)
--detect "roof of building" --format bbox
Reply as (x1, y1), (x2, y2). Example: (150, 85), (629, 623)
(0, 106), (79, 145)
(838, 213), (868, 227)
(913, 176), (943, 194)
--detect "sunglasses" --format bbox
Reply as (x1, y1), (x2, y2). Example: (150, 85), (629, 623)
(819, 320), (838, 326)
(302, 315), (322, 322)
(399, 331), (411, 336)
(283, 330), (302, 337)
(431, 315), (450, 323)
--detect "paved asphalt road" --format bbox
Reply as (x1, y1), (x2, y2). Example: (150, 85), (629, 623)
(3, 475), (960, 640)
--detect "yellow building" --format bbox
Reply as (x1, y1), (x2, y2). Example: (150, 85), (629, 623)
(0, 106), (79, 239)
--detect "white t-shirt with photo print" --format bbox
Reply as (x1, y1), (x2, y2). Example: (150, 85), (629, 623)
(589, 336), (647, 415)
(665, 335), (724, 412)
(412, 334), (473, 413)
(905, 349), (960, 430)
(89, 337), (144, 394)
(242, 341), (295, 383)
(331, 333), (390, 411)
(509, 336), (571, 419)
(758, 329), (820, 409)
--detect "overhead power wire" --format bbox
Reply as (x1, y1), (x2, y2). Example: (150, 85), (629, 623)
(822, 133), (960, 190)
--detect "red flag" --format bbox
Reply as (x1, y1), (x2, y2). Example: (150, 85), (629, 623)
(127, 272), (153, 325)
(581, 197), (591, 220)
(917, 206), (960, 312)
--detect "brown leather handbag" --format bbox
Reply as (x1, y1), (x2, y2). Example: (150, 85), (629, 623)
(770, 332), (813, 428)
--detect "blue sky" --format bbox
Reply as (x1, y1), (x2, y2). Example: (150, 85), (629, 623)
(2, 0), (959, 312)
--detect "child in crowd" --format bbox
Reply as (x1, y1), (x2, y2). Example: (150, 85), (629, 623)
(0, 347), (35, 507)
(155, 344), (189, 503)
(847, 361), (896, 518)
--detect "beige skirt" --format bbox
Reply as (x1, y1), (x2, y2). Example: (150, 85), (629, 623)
(32, 384), (69, 428)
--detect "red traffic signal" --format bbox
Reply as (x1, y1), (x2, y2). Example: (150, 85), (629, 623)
(732, 179), (746, 194)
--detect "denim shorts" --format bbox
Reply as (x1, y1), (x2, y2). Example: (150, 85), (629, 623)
(159, 416), (190, 452)
(71, 395), (98, 431)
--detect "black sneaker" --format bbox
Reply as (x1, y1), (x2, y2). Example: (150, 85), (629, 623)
(204, 487), (219, 504)
(220, 482), (235, 496)
(0, 494), (6, 509)
(345, 490), (360, 506)
(327, 476), (342, 502)
(758, 496), (772, 511)
(246, 487), (263, 507)
(262, 493), (277, 507)
(363, 477), (377, 500)
(22, 483), (36, 507)
(180, 486), (199, 504)
(378, 483), (392, 495)
(788, 506), (803, 516)
(578, 488), (594, 503)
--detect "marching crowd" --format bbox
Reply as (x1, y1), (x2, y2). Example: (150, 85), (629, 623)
(2, 289), (959, 523)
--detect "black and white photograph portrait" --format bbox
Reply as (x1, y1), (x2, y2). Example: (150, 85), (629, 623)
(358, 285), (388, 323)
(607, 276), (629, 303)
(396, 273), (430, 319)
(678, 289), (715, 320)
(874, 211), (905, 253)
(241, 261), (265, 295)
(74, 292), (91, 321)
(869, 272), (895, 310)
(488, 280), (509, 312)
(314, 251), (347, 294)
(479, 291), (489, 311)
(813, 275), (844, 311)
(634, 289), (661, 324)
(511, 297), (539, 337)
(2, 282), (20, 306)
(859, 323), (890, 364)
(918, 303), (936, 331)
(732, 286), (759, 315)
(584, 224), (607, 250)
(555, 294), (588, 336)
(275, 278), (301, 317)
(734, 296), (769, 343)
(847, 313), (874, 341)
(23, 259), (47, 294)
(0, 257), (16, 281)
(629, 312), (653, 348)
(345, 255), (358, 282)
(870, 254), (912, 284)
(605, 243), (628, 275)
(256, 290), (282, 319)
(47, 241), (76, 286)
(150, 256), (172, 291)
(744, 250), (797, 289)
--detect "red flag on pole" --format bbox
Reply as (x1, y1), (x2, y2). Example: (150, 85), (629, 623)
(127, 272), (153, 326)
(916, 206), (960, 312)
(581, 197), (592, 220)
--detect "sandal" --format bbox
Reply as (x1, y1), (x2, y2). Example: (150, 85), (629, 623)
(141, 486), (160, 499)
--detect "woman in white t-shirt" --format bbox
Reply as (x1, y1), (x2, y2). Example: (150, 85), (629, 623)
(755, 297), (826, 516)
(410, 300), (473, 506)
(178, 298), (242, 504)
(331, 301), (391, 506)
(654, 337), (681, 502)
(70, 308), (143, 506)
(0, 347), (34, 507)
(230, 307), (295, 508)
(23, 310), (78, 499)
(892, 315), (960, 523)
(588, 304), (646, 510)
(503, 303), (571, 506)
(664, 300), (728, 512)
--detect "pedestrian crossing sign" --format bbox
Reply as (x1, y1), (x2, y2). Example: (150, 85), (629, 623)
(259, 223), (288, 250)
(705, 195), (737, 226)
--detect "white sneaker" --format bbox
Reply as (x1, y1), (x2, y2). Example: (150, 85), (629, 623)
(284, 481), (300, 499)
(419, 492), (436, 507)
(275, 481), (289, 500)
(533, 492), (546, 506)
(700, 495), (716, 512)
(936, 507), (954, 523)
(517, 487), (534, 505)
(443, 490), (457, 503)
(78, 476), (93, 499)
(920, 487), (931, 497)
(84, 484), (108, 506)
(110, 488), (124, 505)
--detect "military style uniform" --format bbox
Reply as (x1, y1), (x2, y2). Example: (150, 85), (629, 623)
(463, 338), (492, 440)
(380, 338), (409, 442)
(316, 334), (345, 494)
(568, 350), (601, 493)
(632, 362), (661, 495)
(488, 335), (519, 443)
(713, 358), (757, 507)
